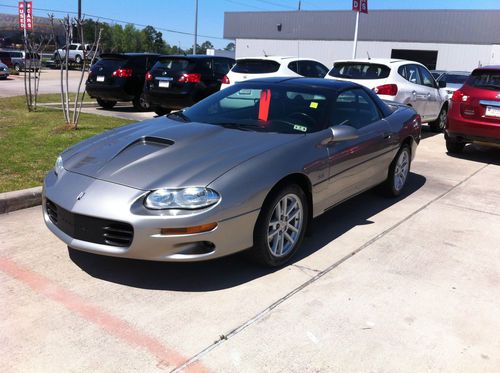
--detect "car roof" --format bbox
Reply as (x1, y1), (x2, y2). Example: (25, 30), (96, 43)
(474, 65), (500, 71)
(236, 56), (321, 63)
(239, 76), (360, 90)
(100, 53), (161, 59)
(333, 58), (417, 66)
(158, 54), (233, 60)
(440, 71), (470, 75)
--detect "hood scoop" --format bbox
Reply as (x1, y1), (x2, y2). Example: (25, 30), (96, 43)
(114, 136), (174, 158)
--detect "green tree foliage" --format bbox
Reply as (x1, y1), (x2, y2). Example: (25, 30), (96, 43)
(224, 42), (235, 51)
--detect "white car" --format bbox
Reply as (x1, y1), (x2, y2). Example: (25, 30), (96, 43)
(220, 56), (328, 89)
(54, 43), (99, 64)
(326, 58), (448, 131)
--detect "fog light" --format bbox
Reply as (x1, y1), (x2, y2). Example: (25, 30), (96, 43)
(160, 222), (217, 235)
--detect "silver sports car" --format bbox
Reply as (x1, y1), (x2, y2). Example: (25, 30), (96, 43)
(43, 77), (421, 266)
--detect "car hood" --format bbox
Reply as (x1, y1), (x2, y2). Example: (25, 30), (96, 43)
(62, 117), (300, 190)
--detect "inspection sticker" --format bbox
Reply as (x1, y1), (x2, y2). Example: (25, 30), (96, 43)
(293, 125), (307, 132)
(309, 102), (318, 109)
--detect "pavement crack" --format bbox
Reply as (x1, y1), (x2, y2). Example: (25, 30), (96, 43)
(291, 264), (322, 276)
(170, 163), (490, 373)
(441, 201), (500, 218)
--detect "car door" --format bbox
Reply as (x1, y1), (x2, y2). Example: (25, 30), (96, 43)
(418, 65), (442, 120)
(325, 88), (393, 207)
(401, 64), (429, 118)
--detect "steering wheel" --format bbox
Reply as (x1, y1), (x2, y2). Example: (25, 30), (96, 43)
(286, 112), (317, 128)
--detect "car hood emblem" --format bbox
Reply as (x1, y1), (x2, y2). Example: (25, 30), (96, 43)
(76, 192), (85, 201)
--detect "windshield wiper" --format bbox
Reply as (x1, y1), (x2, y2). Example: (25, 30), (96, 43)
(166, 111), (191, 122)
(216, 122), (262, 131)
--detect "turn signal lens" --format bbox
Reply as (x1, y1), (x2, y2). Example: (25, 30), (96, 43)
(373, 84), (398, 96)
(221, 75), (230, 84)
(160, 223), (217, 235)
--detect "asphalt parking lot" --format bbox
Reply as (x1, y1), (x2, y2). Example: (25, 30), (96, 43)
(1, 132), (499, 372)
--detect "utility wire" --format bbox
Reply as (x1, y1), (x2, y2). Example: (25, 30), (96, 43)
(0, 3), (227, 40)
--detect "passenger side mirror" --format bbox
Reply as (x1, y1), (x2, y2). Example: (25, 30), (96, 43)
(438, 80), (447, 88)
(323, 125), (359, 145)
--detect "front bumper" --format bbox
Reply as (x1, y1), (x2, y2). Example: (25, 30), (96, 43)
(43, 170), (259, 261)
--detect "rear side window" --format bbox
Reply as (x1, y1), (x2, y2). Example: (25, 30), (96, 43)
(398, 64), (422, 85)
(466, 70), (500, 90)
(232, 59), (280, 74)
(329, 63), (390, 80)
(289, 60), (329, 78)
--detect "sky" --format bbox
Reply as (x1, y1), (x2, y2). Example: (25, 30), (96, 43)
(1, 0), (500, 49)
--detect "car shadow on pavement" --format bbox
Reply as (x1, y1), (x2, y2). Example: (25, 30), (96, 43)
(421, 125), (441, 140)
(446, 144), (500, 166)
(96, 106), (152, 113)
(69, 172), (426, 292)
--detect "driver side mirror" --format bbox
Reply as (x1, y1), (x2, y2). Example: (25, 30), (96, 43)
(322, 125), (359, 145)
(438, 80), (447, 88)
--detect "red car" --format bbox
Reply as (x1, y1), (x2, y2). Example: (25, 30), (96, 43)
(445, 66), (500, 153)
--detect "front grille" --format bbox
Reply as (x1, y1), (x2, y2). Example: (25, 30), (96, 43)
(46, 199), (134, 247)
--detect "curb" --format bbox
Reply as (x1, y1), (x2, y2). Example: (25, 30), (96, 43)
(0, 186), (43, 214)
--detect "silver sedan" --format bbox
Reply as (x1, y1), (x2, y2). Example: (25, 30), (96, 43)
(43, 78), (421, 266)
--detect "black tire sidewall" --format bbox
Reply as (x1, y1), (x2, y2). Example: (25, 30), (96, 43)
(387, 145), (411, 197)
(252, 184), (308, 267)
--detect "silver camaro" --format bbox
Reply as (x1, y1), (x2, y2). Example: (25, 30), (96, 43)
(43, 77), (421, 266)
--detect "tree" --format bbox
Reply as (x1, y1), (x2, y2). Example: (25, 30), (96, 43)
(224, 42), (235, 51)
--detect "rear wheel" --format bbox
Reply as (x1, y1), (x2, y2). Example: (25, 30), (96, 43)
(429, 106), (447, 132)
(96, 98), (117, 109)
(133, 93), (150, 111)
(250, 184), (308, 267)
(381, 144), (411, 197)
(445, 136), (465, 154)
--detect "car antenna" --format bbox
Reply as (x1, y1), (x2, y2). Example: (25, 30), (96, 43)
(367, 51), (371, 60)
(263, 50), (268, 57)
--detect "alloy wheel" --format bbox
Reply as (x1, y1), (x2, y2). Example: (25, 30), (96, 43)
(394, 148), (410, 192)
(267, 194), (304, 257)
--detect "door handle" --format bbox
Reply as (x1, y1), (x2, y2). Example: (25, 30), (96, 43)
(383, 132), (392, 140)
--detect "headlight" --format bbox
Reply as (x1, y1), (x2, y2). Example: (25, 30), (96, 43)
(144, 187), (220, 210)
(54, 155), (64, 176)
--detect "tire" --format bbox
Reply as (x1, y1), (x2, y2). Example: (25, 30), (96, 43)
(250, 184), (308, 267)
(96, 98), (117, 109)
(445, 136), (465, 154)
(133, 93), (150, 111)
(380, 144), (411, 197)
(75, 55), (82, 64)
(429, 105), (447, 132)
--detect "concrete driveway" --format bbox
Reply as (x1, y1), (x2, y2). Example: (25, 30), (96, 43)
(1, 134), (499, 372)
(0, 69), (86, 98)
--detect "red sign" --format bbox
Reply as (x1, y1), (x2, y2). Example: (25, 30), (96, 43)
(18, 2), (33, 31)
(353, 0), (368, 14)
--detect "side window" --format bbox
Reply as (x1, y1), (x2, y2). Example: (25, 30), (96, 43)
(405, 64), (422, 85)
(418, 66), (436, 88)
(332, 89), (381, 129)
(299, 61), (329, 78)
(213, 59), (232, 75)
(288, 61), (300, 74)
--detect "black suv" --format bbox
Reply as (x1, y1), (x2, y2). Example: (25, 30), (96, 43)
(143, 55), (234, 115)
(86, 53), (161, 111)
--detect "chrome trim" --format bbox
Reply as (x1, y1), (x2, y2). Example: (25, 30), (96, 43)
(479, 100), (500, 107)
(155, 77), (174, 81)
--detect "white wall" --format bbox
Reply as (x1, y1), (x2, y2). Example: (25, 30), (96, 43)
(236, 38), (499, 71)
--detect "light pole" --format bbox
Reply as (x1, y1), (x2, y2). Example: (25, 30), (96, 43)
(193, 0), (198, 54)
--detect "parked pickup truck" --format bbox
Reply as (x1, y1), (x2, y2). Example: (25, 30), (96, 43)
(54, 43), (99, 64)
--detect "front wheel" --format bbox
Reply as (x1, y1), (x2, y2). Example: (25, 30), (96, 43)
(75, 55), (82, 64)
(429, 106), (447, 132)
(250, 184), (308, 267)
(96, 98), (117, 109)
(380, 144), (411, 197)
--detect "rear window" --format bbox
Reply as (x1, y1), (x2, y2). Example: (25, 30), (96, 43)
(92, 58), (125, 71)
(232, 59), (280, 74)
(440, 74), (469, 84)
(466, 70), (500, 91)
(329, 63), (390, 80)
(154, 58), (194, 73)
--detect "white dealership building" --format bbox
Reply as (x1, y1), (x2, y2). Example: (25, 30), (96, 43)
(223, 9), (500, 71)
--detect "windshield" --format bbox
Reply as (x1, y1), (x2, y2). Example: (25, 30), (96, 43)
(467, 70), (500, 90)
(329, 63), (390, 80)
(441, 74), (469, 84)
(182, 84), (331, 134)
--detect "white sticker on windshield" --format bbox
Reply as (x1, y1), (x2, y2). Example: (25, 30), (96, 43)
(293, 125), (307, 132)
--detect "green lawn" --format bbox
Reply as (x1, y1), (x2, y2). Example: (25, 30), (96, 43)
(0, 95), (132, 193)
